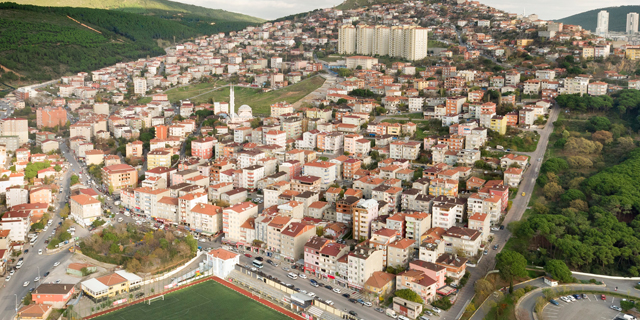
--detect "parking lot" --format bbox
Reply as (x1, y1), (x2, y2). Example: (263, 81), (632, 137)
(543, 293), (632, 320)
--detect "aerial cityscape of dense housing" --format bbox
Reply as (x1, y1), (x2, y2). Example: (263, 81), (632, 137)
(2, 0), (640, 320)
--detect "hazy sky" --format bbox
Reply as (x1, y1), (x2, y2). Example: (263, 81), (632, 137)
(174, 0), (638, 20)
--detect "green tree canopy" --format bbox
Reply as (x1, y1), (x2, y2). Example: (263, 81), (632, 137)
(496, 250), (528, 282)
(544, 259), (573, 283)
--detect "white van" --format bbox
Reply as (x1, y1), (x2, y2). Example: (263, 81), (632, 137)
(622, 315), (637, 320)
(398, 315), (410, 320)
(287, 273), (298, 280)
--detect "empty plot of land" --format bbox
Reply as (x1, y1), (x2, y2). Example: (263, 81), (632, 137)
(94, 281), (291, 320)
(191, 76), (325, 115)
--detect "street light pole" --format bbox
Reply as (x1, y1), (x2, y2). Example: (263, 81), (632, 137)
(14, 293), (17, 312)
(37, 266), (40, 279)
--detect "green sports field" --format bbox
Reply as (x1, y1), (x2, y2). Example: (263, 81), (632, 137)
(94, 281), (291, 320)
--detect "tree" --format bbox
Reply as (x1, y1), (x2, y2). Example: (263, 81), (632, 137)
(70, 175), (79, 185)
(184, 235), (198, 254)
(316, 226), (323, 237)
(54, 165), (62, 172)
(474, 278), (494, 298)
(394, 289), (423, 304)
(543, 182), (564, 200)
(496, 250), (528, 285)
(544, 259), (573, 283)
(60, 204), (70, 218)
(591, 131), (613, 144)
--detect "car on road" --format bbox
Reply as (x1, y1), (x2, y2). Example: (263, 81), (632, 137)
(34, 276), (40, 282)
(349, 298), (358, 303)
(5, 275), (10, 281)
(282, 267), (290, 272)
(55, 279), (61, 284)
(23, 281), (29, 287)
(298, 273), (306, 279)
(601, 294), (606, 300)
(363, 302), (372, 307)
(10, 269), (15, 275)
(244, 253), (252, 258)
(500, 225), (505, 230)
(431, 307), (441, 314)
(44, 272), (50, 277)
(307, 292), (316, 297)
(342, 293), (350, 298)
(490, 227), (499, 231)
(38, 249), (42, 255)
(611, 305), (623, 311)
(493, 245), (499, 250)
(325, 300), (334, 306)
(375, 307), (385, 313)
(348, 311), (358, 317)
(325, 285), (333, 290)
(522, 192), (526, 196)
(53, 262), (60, 267)
(333, 288), (341, 293)
(24, 249), (28, 254)
(255, 257), (264, 261)
(549, 299), (559, 306)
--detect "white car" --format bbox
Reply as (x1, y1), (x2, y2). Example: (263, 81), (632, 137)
(38, 249), (42, 255)
(34, 276), (40, 282)
(333, 288), (341, 293)
(364, 302), (372, 307)
(298, 274), (307, 279)
(53, 261), (60, 267)
(5, 275), (10, 281)
(9, 270), (14, 275)
(325, 300), (334, 306)
(117, 218), (123, 222)
(300, 290), (307, 294)
(23, 281), (29, 287)
(490, 227), (499, 231)
(55, 279), (61, 284)
(198, 238), (206, 242)
(307, 292), (316, 297)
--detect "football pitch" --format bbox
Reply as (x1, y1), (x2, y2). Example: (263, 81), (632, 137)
(94, 281), (292, 320)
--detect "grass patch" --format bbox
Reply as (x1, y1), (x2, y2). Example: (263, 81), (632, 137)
(137, 97), (152, 104)
(487, 129), (540, 152)
(190, 76), (325, 115)
(165, 81), (227, 103)
(389, 112), (423, 119)
(93, 280), (291, 320)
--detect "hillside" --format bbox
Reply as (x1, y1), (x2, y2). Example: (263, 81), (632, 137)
(0, 3), (252, 83)
(336, 0), (403, 10)
(8, 0), (264, 23)
(556, 5), (640, 32)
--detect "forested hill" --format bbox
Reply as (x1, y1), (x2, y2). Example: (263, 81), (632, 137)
(556, 5), (640, 32)
(0, 3), (254, 83)
(8, 0), (264, 23)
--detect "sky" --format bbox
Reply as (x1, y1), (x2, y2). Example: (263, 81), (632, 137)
(173, 0), (638, 20)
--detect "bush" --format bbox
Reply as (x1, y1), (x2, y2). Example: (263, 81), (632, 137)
(431, 296), (452, 310)
(395, 289), (423, 304)
(459, 271), (471, 287)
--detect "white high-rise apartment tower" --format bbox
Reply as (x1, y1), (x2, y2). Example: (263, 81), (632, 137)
(338, 25), (356, 55)
(628, 12), (639, 34)
(373, 26), (390, 56)
(405, 27), (429, 61)
(595, 10), (609, 36)
(356, 25), (374, 55)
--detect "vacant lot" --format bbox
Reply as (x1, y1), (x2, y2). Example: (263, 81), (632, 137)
(165, 80), (227, 103)
(191, 76), (325, 115)
(94, 280), (291, 320)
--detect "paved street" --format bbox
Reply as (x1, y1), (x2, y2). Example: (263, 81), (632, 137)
(441, 105), (560, 320)
(234, 253), (383, 320)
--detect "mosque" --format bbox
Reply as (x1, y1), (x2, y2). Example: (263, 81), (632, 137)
(223, 85), (254, 129)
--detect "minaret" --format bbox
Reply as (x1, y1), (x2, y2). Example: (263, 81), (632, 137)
(230, 84), (235, 119)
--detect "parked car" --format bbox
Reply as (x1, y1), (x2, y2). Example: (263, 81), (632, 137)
(53, 262), (60, 267)
(255, 257), (264, 261)
(342, 293), (351, 298)
(5, 275), (10, 282)
(333, 288), (341, 293)
(611, 305), (623, 312)
(23, 281), (29, 287)
(601, 294), (607, 300)
(244, 253), (252, 258)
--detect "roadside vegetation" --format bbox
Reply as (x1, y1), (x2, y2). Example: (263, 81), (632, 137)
(506, 90), (640, 276)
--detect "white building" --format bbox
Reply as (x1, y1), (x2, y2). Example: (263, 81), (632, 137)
(596, 10), (609, 36)
(70, 194), (101, 227)
(206, 248), (240, 278)
(628, 12), (639, 34)
(133, 77), (147, 95)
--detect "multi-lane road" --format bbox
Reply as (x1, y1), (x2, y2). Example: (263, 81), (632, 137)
(235, 253), (385, 320)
